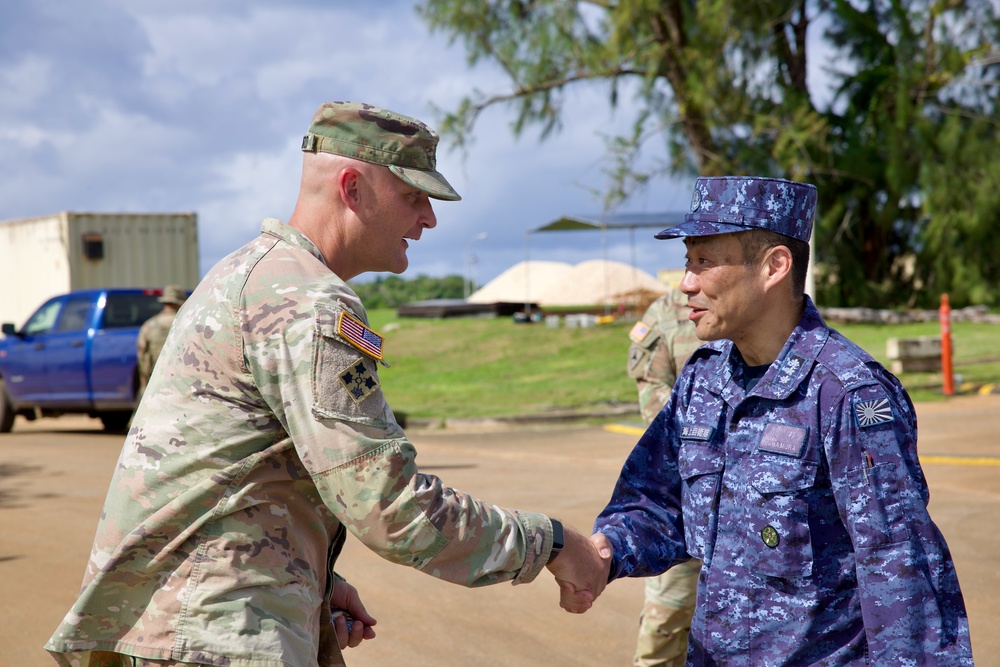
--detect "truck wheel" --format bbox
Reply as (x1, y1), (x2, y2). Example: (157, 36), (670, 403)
(99, 411), (132, 433)
(0, 379), (14, 433)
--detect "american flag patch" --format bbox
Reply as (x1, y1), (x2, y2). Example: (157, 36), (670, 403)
(337, 311), (384, 361)
(855, 398), (894, 428)
(629, 321), (651, 343)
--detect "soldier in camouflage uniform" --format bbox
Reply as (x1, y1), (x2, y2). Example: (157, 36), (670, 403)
(136, 284), (187, 401)
(626, 290), (701, 667)
(45, 101), (607, 667)
(583, 176), (974, 665)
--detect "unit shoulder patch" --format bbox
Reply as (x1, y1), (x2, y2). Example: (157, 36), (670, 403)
(339, 357), (380, 404)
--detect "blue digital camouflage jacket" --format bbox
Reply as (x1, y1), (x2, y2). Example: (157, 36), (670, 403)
(595, 298), (973, 666)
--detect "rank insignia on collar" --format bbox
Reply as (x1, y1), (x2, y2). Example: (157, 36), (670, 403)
(855, 397), (894, 428)
(777, 355), (806, 385)
(339, 357), (380, 404)
(338, 310), (384, 361)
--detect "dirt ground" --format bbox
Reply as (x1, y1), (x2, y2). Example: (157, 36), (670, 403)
(1, 393), (998, 667)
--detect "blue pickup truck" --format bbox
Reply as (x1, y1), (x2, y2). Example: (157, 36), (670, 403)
(0, 288), (171, 432)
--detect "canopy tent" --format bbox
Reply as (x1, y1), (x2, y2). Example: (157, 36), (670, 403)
(531, 211), (685, 234)
(524, 212), (686, 314)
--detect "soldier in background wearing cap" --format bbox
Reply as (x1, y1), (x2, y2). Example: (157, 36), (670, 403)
(135, 284), (187, 402)
(626, 289), (701, 667)
(579, 177), (974, 664)
(46, 101), (607, 667)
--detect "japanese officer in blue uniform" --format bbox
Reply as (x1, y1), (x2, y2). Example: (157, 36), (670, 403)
(581, 176), (973, 666)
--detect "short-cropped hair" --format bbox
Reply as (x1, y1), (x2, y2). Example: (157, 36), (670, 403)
(737, 229), (810, 298)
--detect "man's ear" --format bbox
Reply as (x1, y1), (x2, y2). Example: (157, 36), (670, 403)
(338, 167), (362, 211)
(762, 245), (793, 288)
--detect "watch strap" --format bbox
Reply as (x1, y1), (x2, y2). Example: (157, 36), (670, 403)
(547, 518), (564, 564)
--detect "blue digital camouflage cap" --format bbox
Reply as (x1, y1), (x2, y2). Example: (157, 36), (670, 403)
(655, 176), (817, 242)
(301, 101), (461, 201)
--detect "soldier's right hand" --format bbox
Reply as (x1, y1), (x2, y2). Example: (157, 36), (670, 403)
(546, 526), (612, 613)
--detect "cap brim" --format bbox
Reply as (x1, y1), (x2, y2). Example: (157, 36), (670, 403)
(390, 165), (462, 201)
(654, 220), (752, 239)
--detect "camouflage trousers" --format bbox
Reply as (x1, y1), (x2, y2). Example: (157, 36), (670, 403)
(48, 651), (206, 667)
(119, 657), (202, 667)
(634, 559), (701, 667)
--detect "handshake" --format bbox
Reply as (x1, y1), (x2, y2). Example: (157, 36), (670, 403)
(545, 526), (614, 614)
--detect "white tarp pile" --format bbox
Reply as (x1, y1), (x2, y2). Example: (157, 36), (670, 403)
(468, 259), (666, 307)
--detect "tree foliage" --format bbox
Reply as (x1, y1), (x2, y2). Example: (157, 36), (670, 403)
(348, 274), (466, 309)
(418, 0), (1000, 308)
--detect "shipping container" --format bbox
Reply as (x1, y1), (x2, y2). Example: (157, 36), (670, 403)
(0, 211), (199, 328)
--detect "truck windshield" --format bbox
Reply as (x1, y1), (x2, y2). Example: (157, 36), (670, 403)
(23, 300), (62, 336)
(100, 294), (164, 330)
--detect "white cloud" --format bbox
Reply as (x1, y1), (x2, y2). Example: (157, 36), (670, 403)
(0, 0), (692, 287)
(0, 55), (52, 114)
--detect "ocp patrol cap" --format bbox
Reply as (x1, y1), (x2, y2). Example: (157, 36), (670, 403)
(301, 101), (461, 201)
(655, 176), (816, 243)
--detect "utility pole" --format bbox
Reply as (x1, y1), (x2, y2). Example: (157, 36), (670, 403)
(464, 232), (488, 299)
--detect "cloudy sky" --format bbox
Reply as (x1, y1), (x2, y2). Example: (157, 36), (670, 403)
(0, 0), (704, 289)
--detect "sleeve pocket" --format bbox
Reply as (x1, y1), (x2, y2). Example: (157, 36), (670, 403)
(311, 309), (391, 425)
(627, 329), (660, 380)
(846, 462), (911, 549)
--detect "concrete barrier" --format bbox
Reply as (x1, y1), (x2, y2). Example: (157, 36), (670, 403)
(886, 336), (942, 373)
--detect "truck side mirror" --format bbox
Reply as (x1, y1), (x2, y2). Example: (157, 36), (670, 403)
(1, 323), (19, 337)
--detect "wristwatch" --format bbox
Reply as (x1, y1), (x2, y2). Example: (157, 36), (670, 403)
(547, 519), (564, 564)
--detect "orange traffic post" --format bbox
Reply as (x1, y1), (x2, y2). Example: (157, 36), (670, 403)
(939, 294), (954, 396)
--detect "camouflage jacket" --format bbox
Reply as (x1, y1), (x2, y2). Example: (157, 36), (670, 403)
(46, 219), (554, 667)
(596, 297), (973, 665)
(136, 310), (178, 390)
(627, 291), (701, 425)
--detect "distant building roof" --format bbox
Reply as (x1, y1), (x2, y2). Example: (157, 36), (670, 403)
(531, 212), (686, 233)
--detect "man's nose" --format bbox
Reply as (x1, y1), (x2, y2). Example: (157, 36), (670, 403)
(679, 269), (697, 295)
(422, 200), (437, 229)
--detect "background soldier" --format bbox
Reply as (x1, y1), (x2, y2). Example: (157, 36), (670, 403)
(626, 289), (701, 667)
(136, 284), (187, 400)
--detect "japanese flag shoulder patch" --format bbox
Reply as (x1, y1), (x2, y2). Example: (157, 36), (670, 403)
(337, 310), (384, 361)
(854, 392), (895, 428)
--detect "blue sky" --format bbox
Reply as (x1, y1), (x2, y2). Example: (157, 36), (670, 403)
(0, 0), (707, 288)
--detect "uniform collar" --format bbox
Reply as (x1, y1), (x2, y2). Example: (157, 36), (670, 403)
(259, 218), (328, 267)
(702, 296), (829, 404)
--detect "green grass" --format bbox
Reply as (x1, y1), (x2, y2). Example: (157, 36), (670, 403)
(365, 309), (1000, 418)
(834, 321), (1000, 402)
(368, 310), (636, 419)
